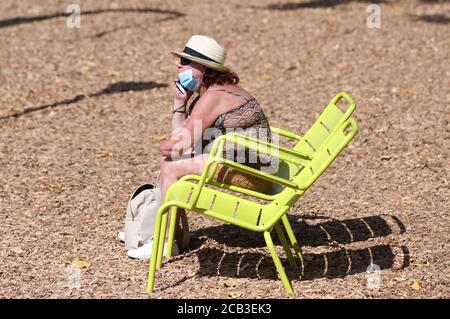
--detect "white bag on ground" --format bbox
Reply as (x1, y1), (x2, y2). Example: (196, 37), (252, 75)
(124, 184), (161, 251)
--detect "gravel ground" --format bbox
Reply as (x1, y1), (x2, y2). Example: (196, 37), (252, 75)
(0, 0), (449, 299)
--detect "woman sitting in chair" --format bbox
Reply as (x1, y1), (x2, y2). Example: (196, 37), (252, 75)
(126, 35), (278, 260)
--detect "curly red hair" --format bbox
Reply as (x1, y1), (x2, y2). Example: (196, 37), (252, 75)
(201, 68), (239, 87)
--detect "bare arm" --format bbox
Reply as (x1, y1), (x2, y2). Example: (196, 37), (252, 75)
(171, 109), (188, 131)
(170, 79), (194, 131)
(160, 93), (219, 159)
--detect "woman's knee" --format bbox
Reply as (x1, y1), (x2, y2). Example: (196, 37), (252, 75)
(160, 158), (175, 176)
(160, 159), (188, 179)
(160, 155), (208, 179)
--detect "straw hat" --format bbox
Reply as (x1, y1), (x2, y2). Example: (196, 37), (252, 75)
(171, 35), (231, 72)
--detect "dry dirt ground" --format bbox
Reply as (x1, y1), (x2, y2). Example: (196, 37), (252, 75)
(0, 0), (449, 299)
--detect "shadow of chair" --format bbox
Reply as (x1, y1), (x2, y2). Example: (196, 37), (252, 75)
(189, 213), (406, 248)
(178, 213), (409, 288)
(194, 243), (409, 283)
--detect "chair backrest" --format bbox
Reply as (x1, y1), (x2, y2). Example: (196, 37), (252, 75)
(294, 118), (358, 190)
(270, 92), (356, 194)
(294, 92), (356, 158)
(261, 118), (358, 226)
(269, 160), (299, 195)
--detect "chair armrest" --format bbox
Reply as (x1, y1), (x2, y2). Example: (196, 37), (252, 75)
(188, 133), (306, 208)
(188, 156), (301, 208)
(179, 174), (277, 201)
(270, 126), (302, 141)
(210, 157), (298, 189)
(211, 133), (310, 165)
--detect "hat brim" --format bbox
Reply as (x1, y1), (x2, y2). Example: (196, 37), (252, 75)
(171, 51), (231, 72)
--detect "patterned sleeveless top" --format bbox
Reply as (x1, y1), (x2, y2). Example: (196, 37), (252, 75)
(187, 88), (278, 173)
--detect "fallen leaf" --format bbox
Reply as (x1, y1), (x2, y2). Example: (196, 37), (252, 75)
(259, 73), (272, 81)
(97, 152), (113, 158)
(8, 106), (20, 113)
(413, 263), (428, 269)
(228, 291), (243, 298)
(286, 65), (297, 71)
(224, 279), (238, 287)
(26, 220), (39, 229)
(153, 135), (167, 141)
(402, 196), (419, 204)
(411, 280), (421, 290)
(80, 62), (97, 72)
(72, 259), (91, 269)
(79, 166), (96, 176)
(10, 247), (24, 254)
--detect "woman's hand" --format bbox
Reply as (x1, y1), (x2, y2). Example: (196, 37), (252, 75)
(173, 78), (194, 109)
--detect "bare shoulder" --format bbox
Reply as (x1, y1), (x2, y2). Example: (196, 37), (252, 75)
(190, 84), (255, 119)
(208, 84), (254, 100)
(189, 91), (221, 117)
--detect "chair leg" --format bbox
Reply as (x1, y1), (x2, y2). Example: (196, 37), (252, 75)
(274, 222), (297, 270)
(263, 231), (293, 294)
(281, 215), (303, 262)
(146, 208), (166, 293)
(166, 206), (178, 258)
(156, 211), (169, 269)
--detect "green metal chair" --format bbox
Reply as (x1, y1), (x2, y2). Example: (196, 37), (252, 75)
(146, 92), (359, 294)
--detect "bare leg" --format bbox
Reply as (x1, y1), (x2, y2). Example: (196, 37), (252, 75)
(159, 153), (209, 249)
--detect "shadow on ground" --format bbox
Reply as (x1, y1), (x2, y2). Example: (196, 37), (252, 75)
(194, 244), (409, 282)
(190, 213), (406, 248)
(262, 0), (388, 11)
(187, 213), (409, 283)
(411, 13), (450, 25)
(0, 81), (168, 121)
(419, 0), (450, 3)
(0, 7), (184, 29)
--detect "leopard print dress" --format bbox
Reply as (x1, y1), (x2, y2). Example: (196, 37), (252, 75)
(187, 89), (279, 192)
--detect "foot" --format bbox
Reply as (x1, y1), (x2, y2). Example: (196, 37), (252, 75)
(126, 241), (179, 260)
(117, 231), (125, 242)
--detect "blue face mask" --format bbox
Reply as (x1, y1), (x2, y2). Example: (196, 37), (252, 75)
(178, 69), (200, 92)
